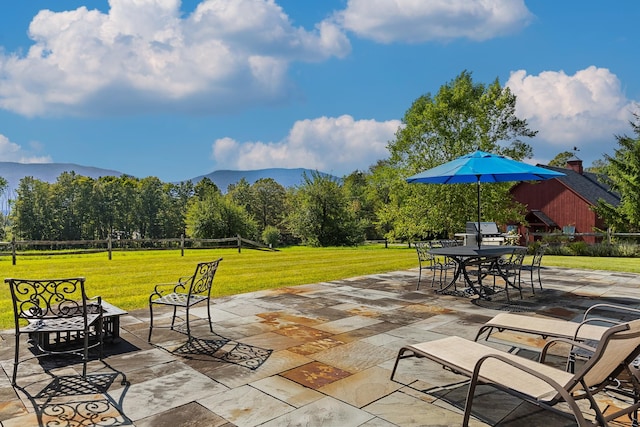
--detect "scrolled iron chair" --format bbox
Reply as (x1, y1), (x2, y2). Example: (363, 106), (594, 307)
(148, 258), (222, 342)
(6, 277), (103, 385)
(415, 242), (445, 290)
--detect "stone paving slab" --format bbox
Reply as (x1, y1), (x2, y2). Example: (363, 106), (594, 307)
(1, 266), (640, 426)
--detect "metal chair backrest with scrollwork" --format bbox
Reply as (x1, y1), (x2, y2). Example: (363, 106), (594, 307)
(148, 258), (222, 342)
(5, 277), (103, 385)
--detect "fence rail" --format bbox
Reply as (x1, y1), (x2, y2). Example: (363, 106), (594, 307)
(0, 235), (275, 265)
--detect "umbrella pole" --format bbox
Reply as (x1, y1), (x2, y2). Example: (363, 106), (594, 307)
(476, 177), (481, 250)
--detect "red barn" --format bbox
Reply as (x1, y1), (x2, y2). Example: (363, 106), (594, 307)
(509, 157), (620, 244)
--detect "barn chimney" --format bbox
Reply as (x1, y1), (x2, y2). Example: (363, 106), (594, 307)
(566, 155), (583, 174)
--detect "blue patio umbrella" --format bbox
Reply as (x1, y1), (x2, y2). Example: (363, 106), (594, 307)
(406, 150), (565, 248)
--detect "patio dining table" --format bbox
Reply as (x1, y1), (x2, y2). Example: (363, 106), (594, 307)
(429, 245), (522, 300)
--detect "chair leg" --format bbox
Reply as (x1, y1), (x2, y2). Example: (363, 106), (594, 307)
(537, 268), (543, 290)
(185, 306), (192, 341)
(98, 317), (104, 360)
(530, 269), (536, 294)
(170, 306), (178, 330)
(206, 300), (213, 333)
(82, 328), (89, 378)
(148, 303), (154, 341)
(417, 268), (422, 290)
(12, 333), (19, 385)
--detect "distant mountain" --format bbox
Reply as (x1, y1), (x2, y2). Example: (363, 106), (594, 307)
(191, 168), (334, 191)
(0, 162), (124, 195)
(0, 163), (334, 196)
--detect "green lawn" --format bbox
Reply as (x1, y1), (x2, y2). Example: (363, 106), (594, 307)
(1, 246), (639, 330)
(0, 245), (417, 330)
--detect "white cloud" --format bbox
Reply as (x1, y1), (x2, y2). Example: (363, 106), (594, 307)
(211, 115), (401, 175)
(0, 0), (351, 117)
(506, 66), (638, 163)
(335, 0), (533, 43)
(0, 134), (52, 163)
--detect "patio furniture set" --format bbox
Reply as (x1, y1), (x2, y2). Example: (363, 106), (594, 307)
(416, 237), (547, 302)
(7, 248), (640, 426)
(6, 257), (222, 386)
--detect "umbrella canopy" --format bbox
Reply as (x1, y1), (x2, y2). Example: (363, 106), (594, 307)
(406, 150), (565, 247)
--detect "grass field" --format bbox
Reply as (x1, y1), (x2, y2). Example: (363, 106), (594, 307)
(1, 246), (640, 330)
(0, 245), (418, 330)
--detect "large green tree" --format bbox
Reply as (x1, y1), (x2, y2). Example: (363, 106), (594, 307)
(250, 178), (287, 233)
(11, 177), (54, 240)
(185, 191), (257, 239)
(594, 113), (640, 232)
(381, 71), (536, 240)
(286, 171), (363, 246)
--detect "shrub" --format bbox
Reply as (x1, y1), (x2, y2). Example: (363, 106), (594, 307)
(262, 226), (281, 248)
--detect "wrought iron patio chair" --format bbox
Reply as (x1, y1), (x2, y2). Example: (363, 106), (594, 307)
(391, 318), (640, 426)
(6, 277), (103, 386)
(482, 246), (526, 302)
(525, 243), (548, 292)
(148, 258), (222, 342)
(415, 242), (453, 290)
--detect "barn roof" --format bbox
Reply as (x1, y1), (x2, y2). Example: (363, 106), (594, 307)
(538, 164), (621, 207)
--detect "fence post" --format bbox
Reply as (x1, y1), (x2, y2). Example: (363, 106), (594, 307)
(237, 234), (241, 253)
(108, 235), (112, 260)
(181, 234), (185, 256)
(12, 236), (16, 265)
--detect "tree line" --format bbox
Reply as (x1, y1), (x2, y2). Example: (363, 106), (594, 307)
(2, 71), (639, 246)
(2, 169), (376, 247)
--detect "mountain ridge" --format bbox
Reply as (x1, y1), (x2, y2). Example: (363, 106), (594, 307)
(0, 162), (328, 195)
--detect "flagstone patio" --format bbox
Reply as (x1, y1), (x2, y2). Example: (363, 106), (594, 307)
(2, 265), (640, 426)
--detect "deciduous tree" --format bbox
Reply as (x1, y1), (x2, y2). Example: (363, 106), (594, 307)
(594, 113), (640, 231)
(381, 71), (535, 240)
(286, 171), (363, 246)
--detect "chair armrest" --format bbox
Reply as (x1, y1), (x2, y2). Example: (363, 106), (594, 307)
(86, 296), (103, 314)
(150, 283), (175, 299)
(583, 303), (640, 322)
(573, 317), (621, 340)
(87, 295), (102, 304)
(150, 276), (192, 300)
(470, 353), (586, 424)
(540, 337), (597, 364)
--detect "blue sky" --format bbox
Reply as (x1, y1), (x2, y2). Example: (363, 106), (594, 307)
(0, 0), (638, 183)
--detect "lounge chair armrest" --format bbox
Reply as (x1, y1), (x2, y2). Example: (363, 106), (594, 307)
(573, 317), (621, 340)
(540, 337), (596, 363)
(583, 303), (640, 322)
(470, 353), (587, 425)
